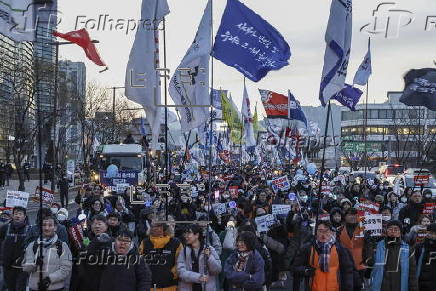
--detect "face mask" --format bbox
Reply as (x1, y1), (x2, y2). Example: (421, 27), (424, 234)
(300, 196), (308, 203)
(57, 214), (67, 222)
(223, 194), (230, 199)
(401, 197), (408, 203)
(50, 208), (59, 215)
(425, 195), (431, 199)
(382, 215), (391, 221)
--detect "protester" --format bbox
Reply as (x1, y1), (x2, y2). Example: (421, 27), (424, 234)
(224, 231), (265, 291)
(177, 224), (222, 290)
(368, 220), (418, 291)
(415, 223), (436, 291)
(292, 221), (355, 291)
(22, 216), (72, 291)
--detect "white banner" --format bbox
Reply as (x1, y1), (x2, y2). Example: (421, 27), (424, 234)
(363, 214), (382, 237)
(6, 190), (29, 208)
(271, 204), (291, 216)
(255, 214), (276, 232)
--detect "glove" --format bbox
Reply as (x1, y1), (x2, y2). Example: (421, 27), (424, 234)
(303, 266), (316, 277)
(38, 276), (51, 290)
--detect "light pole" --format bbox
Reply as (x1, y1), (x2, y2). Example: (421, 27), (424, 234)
(6, 135), (15, 164)
(46, 40), (99, 191)
(106, 86), (125, 143)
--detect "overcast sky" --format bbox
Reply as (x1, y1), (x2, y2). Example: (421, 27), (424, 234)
(57, 0), (436, 116)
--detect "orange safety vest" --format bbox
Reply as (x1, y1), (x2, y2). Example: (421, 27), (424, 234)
(310, 245), (340, 291)
(339, 226), (365, 270)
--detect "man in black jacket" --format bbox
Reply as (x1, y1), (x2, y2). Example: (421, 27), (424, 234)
(399, 191), (424, 232)
(0, 206), (30, 291)
(58, 176), (70, 208)
(415, 223), (436, 291)
(99, 230), (152, 291)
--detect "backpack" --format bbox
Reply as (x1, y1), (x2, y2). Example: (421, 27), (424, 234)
(32, 240), (63, 258)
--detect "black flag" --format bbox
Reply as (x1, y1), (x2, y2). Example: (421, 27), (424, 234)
(400, 68), (436, 110)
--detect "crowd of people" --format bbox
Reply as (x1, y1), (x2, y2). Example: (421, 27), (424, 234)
(0, 163), (435, 291)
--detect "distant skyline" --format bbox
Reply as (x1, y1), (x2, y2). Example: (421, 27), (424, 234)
(57, 0), (436, 118)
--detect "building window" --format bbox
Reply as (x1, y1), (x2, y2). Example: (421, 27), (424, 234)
(378, 109), (387, 119)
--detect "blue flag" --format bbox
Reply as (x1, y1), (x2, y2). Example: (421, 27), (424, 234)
(212, 0), (291, 82)
(288, 91), (308, 127)
(332, 84), (362, 111)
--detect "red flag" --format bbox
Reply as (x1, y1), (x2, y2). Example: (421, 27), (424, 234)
(259, 89), (289, 118)
(53, 29), (106, 66)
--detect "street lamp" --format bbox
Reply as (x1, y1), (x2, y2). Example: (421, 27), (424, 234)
(45, 40), (99, 191)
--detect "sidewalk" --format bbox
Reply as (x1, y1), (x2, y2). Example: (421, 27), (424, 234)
(0, 179), (80, 213)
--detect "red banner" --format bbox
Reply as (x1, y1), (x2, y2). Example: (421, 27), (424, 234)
(259, 90), (288, 118)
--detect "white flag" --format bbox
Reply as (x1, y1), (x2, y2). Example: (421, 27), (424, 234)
(241, 84), (256, 147)
(168, 0), (211, 133)
(319, 0), (353, 106)
(0, 0), (35, 42)
(353, 40), (372, 86)
(124, 0), (169, 150)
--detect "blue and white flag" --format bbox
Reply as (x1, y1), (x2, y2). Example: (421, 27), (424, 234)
(212, 0), (291, 82)
(353, 39), (372, 86)
(169, 0), (211, 132)
(319, 0), (353, 106)
(332, 83), (362, 111)
(288, 91), (308, 128)
(140, 118), (147, 136)
(211, 89), (226, 119)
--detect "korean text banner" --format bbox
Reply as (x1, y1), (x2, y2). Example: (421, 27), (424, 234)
(212, 0), (291, 82)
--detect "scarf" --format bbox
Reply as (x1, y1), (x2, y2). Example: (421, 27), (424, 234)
(315, 236), (336, 272)
(37, 234), (58, 248)
(234, 251), (251, 272)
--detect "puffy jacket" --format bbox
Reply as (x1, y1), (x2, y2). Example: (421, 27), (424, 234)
(399, 202), (424, 231)
(224, 250), (265, 291)
(415, 239), (436, 291)
(176, 245), (221, 291)
(22, 234), (72, 290)
(99, 245), (152, 291)
(0, 220), (30, 267)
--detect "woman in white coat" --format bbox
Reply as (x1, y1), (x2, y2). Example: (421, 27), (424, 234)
(177, 224), (222, 291)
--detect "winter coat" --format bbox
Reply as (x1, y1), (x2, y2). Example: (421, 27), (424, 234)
(415, 239), (436, 291)
(77, 234), (114, 291)
(206, 226), (222, 256)
(399, 202), (424, 230)
(224, 250), (265, 291)
(98, 245), (152, 291)
(0, 220), (30, 267)
(176, 245), (221, 291)
(291, 241), (354, 291)
(22, 234), (72, 290)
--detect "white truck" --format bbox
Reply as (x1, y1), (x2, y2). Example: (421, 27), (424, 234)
(96, 144), (148, 191)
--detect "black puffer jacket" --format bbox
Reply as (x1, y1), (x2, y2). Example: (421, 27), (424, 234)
(99, 246), (152, 291)
(415, 238), (436, 291)
(0, 219), (30, 267)
(399, 202), (424, 231)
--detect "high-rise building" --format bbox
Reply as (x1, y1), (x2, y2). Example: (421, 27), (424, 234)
(0, 35), (34, 163)
(58, 60), (86, 161)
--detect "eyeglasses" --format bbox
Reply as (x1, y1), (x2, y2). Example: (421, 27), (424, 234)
(386, 227), (401, 233)
(317, 228), (331, 234)
(117, 238), (132, 243)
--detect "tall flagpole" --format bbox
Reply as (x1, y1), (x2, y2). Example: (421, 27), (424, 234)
(363, 38), (370, 176)
(162, 13), (169, 220)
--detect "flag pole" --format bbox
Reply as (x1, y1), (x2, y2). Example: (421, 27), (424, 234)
(240, 77), (246, 170)
(205, 0), (214, 286)
(364, 37), (371, 175)
(162, 15), (169, 220)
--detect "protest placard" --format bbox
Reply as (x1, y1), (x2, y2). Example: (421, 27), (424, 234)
(255, 214), (276, 232)
(116, 183), (130, 193)
(271, 176), (290, 192)
(271, 204), (291, 216)
(213, 203), (227, 216)
(423, 203), (436, 215)
(6, 190), (29, 208)
(33, 187), (55, 206)
(362, 214), (383, 236)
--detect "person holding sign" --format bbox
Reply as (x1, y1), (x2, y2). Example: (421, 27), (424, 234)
(368, 220), (418, 291)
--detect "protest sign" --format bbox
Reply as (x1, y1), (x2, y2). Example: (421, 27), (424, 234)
(362, 214), (383, 237)
(116, 183), (131, 193)
(422, 203), (436, 215)
(271, 176), (290, 192)
(416, 229), (428, 244)
(213, 203), (227, 216)
(271, 204), (291, 216)
(33, 187), (55, 206)
(6, 190), (29, 208)
(356, 199), (380, 216)
(255, 214), (276, 232)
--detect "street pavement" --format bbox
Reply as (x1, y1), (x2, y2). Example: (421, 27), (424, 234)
(0, 179), (79, 222)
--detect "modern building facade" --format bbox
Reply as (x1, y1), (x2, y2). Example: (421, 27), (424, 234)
(340, 92), (436, 168)
(58, 60), (86, 162)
